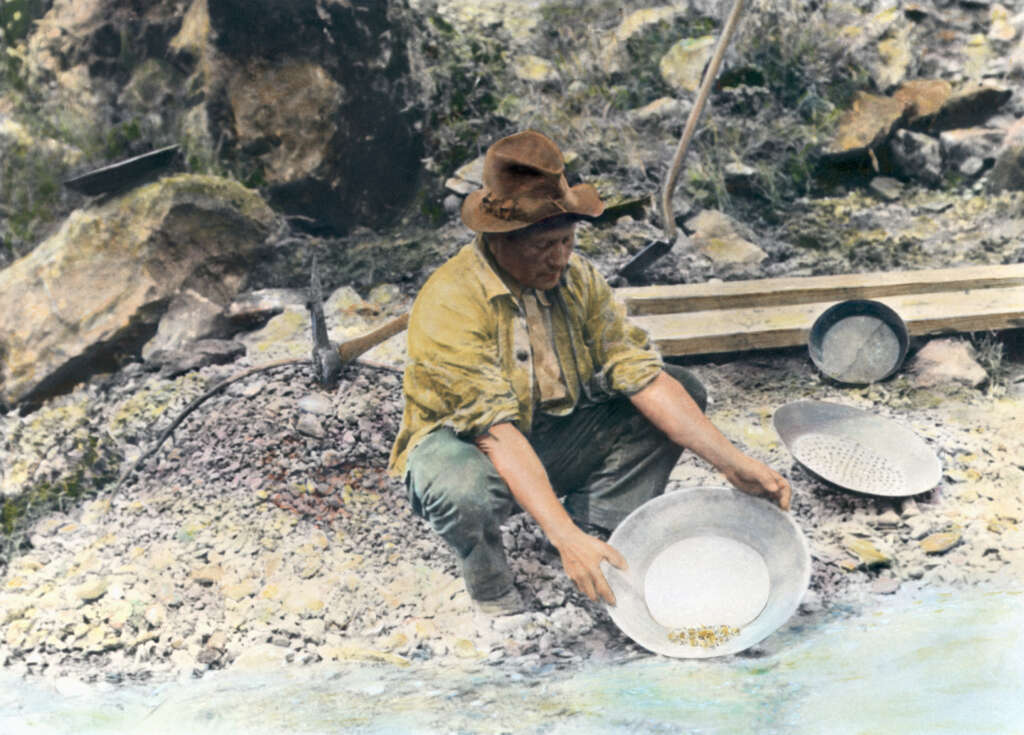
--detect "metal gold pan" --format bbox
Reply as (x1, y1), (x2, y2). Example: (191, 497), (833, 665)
(602, 487), (810, 658)
(773, 400), (942, 497)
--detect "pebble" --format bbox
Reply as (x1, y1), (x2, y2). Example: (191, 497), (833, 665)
(297, 394), (334, 416)
(296, 413), (326, 439)
(74, 576), (109, 603)
(920, 530), (962, 554)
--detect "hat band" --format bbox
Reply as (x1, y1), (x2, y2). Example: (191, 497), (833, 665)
(481, 192), (569, 223)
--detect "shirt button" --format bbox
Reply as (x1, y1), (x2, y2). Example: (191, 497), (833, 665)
(516, 349), (529, 362)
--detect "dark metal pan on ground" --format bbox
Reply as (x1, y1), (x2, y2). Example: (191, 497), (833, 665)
(808, 299), (910, 384)
(773, 400), (942, 498)
(63, 145), (181, 197)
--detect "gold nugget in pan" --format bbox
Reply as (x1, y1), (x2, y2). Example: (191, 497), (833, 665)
(667, 624), (741, 648)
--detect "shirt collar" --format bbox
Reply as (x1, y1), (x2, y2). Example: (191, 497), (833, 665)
(473, 234), (517, 302)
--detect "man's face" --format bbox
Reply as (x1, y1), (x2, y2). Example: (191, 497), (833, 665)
(486, 222), (576, 291)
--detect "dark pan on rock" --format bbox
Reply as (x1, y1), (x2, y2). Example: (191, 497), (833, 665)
(63, 145), (181, 196)
(808, 299), (909, 384)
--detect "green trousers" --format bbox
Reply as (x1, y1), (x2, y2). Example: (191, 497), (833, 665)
(405, 364), (706, 602)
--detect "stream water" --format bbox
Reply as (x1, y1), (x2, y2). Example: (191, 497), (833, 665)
(2, 586), (1021, 734)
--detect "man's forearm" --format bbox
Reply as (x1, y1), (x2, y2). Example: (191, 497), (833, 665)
(474, 422), (579, 547)
(630, 370), (792, 509)
(473, 421), (627, 603)
(629, 371), (745, 469)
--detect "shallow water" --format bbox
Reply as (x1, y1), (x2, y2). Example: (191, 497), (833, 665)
(2, 587), (1021, 734)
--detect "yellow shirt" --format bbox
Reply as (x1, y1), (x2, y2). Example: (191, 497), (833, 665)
(388, 236), (664, 477)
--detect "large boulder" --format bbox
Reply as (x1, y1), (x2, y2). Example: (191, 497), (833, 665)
(174, 0), (424, 234)
(0, 174), (277, 408)
(21, 0), (424, 236)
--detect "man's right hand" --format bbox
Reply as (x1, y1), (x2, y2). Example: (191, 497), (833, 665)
(550, 526), (628, 605)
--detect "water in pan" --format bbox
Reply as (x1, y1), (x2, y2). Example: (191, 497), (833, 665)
(791, 432), (906, 494)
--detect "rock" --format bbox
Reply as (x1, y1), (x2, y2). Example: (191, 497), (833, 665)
(723, 163), (760, 196)
(296, 413), (326, 439)
(872, 510), (903, 529)
(940, 128), (1005, 178)
(987, 118), (1024, 193)
(191, 564), (225, 586)
(280, 583), (326, 617)
(0, 175), (276, 407)
(889, 130), (943, 186)
(226, 288), (307, 330)
(223, 580), (259, 602)
(628, 97), (690, 125)
(843, 537), (891, 567)
(870, 576), (901, 594)
(930, 85), (1012, 132)
(75, 576), (109, 603)
(988, 3), (1017, 42)
(907, 339), (988, 388)
(600, 6), (689, 73)
(893, 79), (953, 128)
(920, 529), (962, 554)
(297, 394), (333, 416)
(444, 156), (485, 196)
(513, 54), (560, 84)
(869, 176), (904, 201)
(193, 1), (422, 233)
(146, 339), (246, 379)
(900, 498), (921, 518)
(824, 91), (907, 160)
(142, 289), (229, 359)
(144, 604), (167, 628)
(659, 36), (716, 92)
(684, 210), (767, 268)
(873, 28), (912, 91)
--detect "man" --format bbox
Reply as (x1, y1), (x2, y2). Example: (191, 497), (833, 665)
(389, 130), (790, 615)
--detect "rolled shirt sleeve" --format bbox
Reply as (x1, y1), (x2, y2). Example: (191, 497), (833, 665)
(573, 256), (664, 397)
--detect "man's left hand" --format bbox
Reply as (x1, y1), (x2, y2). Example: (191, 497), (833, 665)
(721, 455), (791, 510)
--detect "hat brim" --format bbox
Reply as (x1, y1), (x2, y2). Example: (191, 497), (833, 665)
(602, 486), (810, 658)
(461, 182), (605, 233)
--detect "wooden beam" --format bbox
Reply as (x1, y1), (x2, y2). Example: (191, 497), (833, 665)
(617, 263), (1024, 315)
(632, 286), (1024, 356)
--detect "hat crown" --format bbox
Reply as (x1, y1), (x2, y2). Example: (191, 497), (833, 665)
(483, 131), (566, 200)
(460, 130), (604, 233)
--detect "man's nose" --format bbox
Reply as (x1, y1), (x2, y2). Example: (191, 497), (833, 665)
(547, 241), (572, 267)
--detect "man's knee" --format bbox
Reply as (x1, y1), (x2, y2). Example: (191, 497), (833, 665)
(406, 428), (507, 529)
(663, 363), (707, 413)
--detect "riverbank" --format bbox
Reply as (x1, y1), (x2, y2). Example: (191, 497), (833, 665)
(2, 334), (1022, 687)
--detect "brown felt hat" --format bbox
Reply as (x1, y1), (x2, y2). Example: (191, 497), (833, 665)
(461, 130), (605, 233)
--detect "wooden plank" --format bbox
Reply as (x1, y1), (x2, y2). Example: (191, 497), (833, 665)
(632, 286), (1024, 356)
(617, 263), (1024, 315)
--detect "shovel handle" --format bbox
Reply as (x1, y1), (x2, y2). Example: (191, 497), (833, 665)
(660, 0), (746, 240)
(336, 312), (410, 364)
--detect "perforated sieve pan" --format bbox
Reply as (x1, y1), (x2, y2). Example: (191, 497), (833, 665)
(773, 400), (942, 497)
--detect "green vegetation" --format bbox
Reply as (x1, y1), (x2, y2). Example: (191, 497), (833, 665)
(417, 14), (509, 177)
(971, 331), (1008, 396)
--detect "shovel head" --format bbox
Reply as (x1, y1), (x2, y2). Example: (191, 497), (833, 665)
(617, 239), (673, 281)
